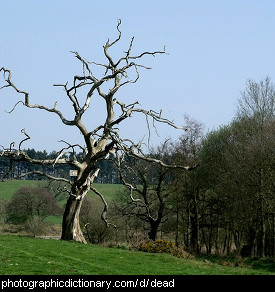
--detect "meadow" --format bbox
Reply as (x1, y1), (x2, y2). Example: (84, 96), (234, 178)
(0, 180), (123, 201)
(0, 234), (274, 275)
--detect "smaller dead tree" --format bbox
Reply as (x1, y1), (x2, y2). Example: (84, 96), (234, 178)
(114, 141), (197, 241)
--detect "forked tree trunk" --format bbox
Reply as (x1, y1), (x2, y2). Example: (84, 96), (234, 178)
(148, 215), (163, 241)
(61, 170), (98, 243)
(61, 177), (93, 243)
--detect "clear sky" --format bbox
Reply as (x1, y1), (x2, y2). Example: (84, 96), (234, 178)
(1, 0), (275, 152)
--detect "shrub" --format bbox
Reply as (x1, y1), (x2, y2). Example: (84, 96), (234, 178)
(5, 186), (62, 225)
(140, 239), (174, 253)
(139, 239), (194, 259)
(25, 218), (49, 236)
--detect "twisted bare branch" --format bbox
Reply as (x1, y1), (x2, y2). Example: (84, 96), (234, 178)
(90, 186), (117, 229)
(18, 128), (30, 151)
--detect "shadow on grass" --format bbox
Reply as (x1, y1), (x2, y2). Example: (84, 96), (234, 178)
(195, 254), (275, 274)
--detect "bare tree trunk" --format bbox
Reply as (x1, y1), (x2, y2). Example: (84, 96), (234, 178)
(61, 194), (86, 243)
(61, 172), (96, 243)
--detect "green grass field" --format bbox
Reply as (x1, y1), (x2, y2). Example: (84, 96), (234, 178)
(0, 234), (274, 275)
(0, 180), (123, 201)
(0, 180), (39, 200)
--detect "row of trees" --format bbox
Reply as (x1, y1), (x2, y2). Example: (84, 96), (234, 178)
(195, 77), (275, 258)
(85, 77), (274, 258)
(0, 150), (120, 183)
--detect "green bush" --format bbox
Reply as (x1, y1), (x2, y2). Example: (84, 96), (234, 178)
(5, 186), (62, 224)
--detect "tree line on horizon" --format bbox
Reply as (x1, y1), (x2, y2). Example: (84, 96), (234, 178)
(0, 150), (120, 184)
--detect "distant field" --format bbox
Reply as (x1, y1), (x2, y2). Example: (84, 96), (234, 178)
(0, 234), (273, 275)
(0, 180), (124, 225)
(0, 180), (124, 201)
(91, 183), (124, 199)
(0, 180), (38, 200)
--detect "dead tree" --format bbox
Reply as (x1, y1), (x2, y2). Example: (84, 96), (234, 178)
(0, 20), (194, 243)
(114, 142), (173, 241)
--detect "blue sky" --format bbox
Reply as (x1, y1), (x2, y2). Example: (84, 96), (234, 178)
(1, 0), (275, 152)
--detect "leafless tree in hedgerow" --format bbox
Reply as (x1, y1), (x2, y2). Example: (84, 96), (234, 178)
(0, 20), (195, 243)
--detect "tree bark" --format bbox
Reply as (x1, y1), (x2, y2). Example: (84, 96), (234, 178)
(61, 194), (86, 243)
(148, 218), (161, 241)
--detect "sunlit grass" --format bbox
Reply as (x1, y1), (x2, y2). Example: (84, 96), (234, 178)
(0, 234), (273, 275)
(0, 180), (38, 200)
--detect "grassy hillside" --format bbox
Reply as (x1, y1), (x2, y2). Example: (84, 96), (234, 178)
(0, 180), (123, 201)
(0, 234), (274, 275)
(0, 180), (38, 200)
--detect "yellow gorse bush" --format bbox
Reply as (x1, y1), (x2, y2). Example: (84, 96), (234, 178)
(140, 239), (194, 259)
